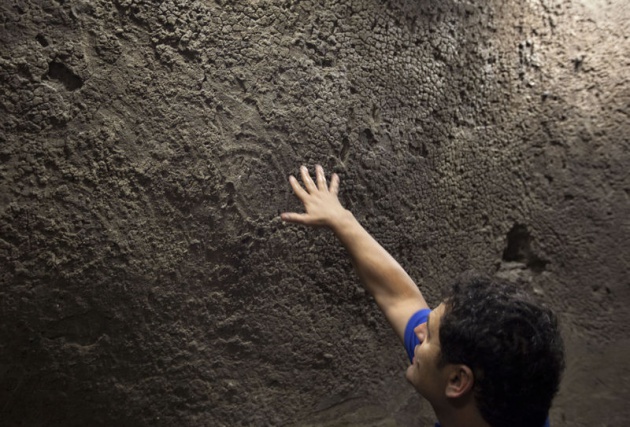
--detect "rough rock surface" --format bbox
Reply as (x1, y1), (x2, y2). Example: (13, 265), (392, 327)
(1, 0), (628, 426)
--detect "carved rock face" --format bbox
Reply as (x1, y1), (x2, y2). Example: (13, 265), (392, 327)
(0, 0), (628, 426)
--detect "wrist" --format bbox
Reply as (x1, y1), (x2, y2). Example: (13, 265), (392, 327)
(328, 209), (356, 234)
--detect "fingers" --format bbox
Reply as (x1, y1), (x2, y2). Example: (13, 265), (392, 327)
(291, 165), (338, 198)
(300, 166), (317, 193)
(315, 164), (328, 191)
(329, 173), (340, 196)
(289, 175), (309, 201)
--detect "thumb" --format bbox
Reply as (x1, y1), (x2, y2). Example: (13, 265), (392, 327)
(280, 212), (312, 224)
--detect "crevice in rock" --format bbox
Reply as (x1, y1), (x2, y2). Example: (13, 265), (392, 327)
(502, 223), (549, 274)
(36, 34), (49, 47)
(46, 61), (83, 91)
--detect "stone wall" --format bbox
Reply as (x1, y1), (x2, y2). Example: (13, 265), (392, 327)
(1, 0), (628, 425)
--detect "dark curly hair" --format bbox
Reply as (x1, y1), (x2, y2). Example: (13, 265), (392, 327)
(439, 272), (565, 427)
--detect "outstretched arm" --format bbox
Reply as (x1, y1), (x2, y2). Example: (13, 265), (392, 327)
(281, 165), (429, 342)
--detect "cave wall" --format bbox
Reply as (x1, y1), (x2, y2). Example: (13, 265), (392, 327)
(1, 0), (629, 426)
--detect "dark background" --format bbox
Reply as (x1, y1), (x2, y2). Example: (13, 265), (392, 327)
(1, 0), (628, 426)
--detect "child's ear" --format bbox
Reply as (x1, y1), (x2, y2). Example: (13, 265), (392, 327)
(445, 364), (475, 398)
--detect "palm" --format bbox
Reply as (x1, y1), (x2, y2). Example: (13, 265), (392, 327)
(281, 165), (346, 227)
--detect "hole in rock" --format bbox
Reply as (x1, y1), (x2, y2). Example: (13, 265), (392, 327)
(502, 223), (549, 274)
(46, 61), (83, 91)
(36, 34), (49, 47)
(359, 128), (376, 145)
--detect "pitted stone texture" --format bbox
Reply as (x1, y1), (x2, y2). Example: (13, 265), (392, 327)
(1, 0), (628, 426)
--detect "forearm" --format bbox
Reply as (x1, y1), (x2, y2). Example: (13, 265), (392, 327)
(281, 165), (429, 340)
(331, 210), (429, 337)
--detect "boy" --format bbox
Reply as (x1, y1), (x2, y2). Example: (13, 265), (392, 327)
(281, 165), (564, 427)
